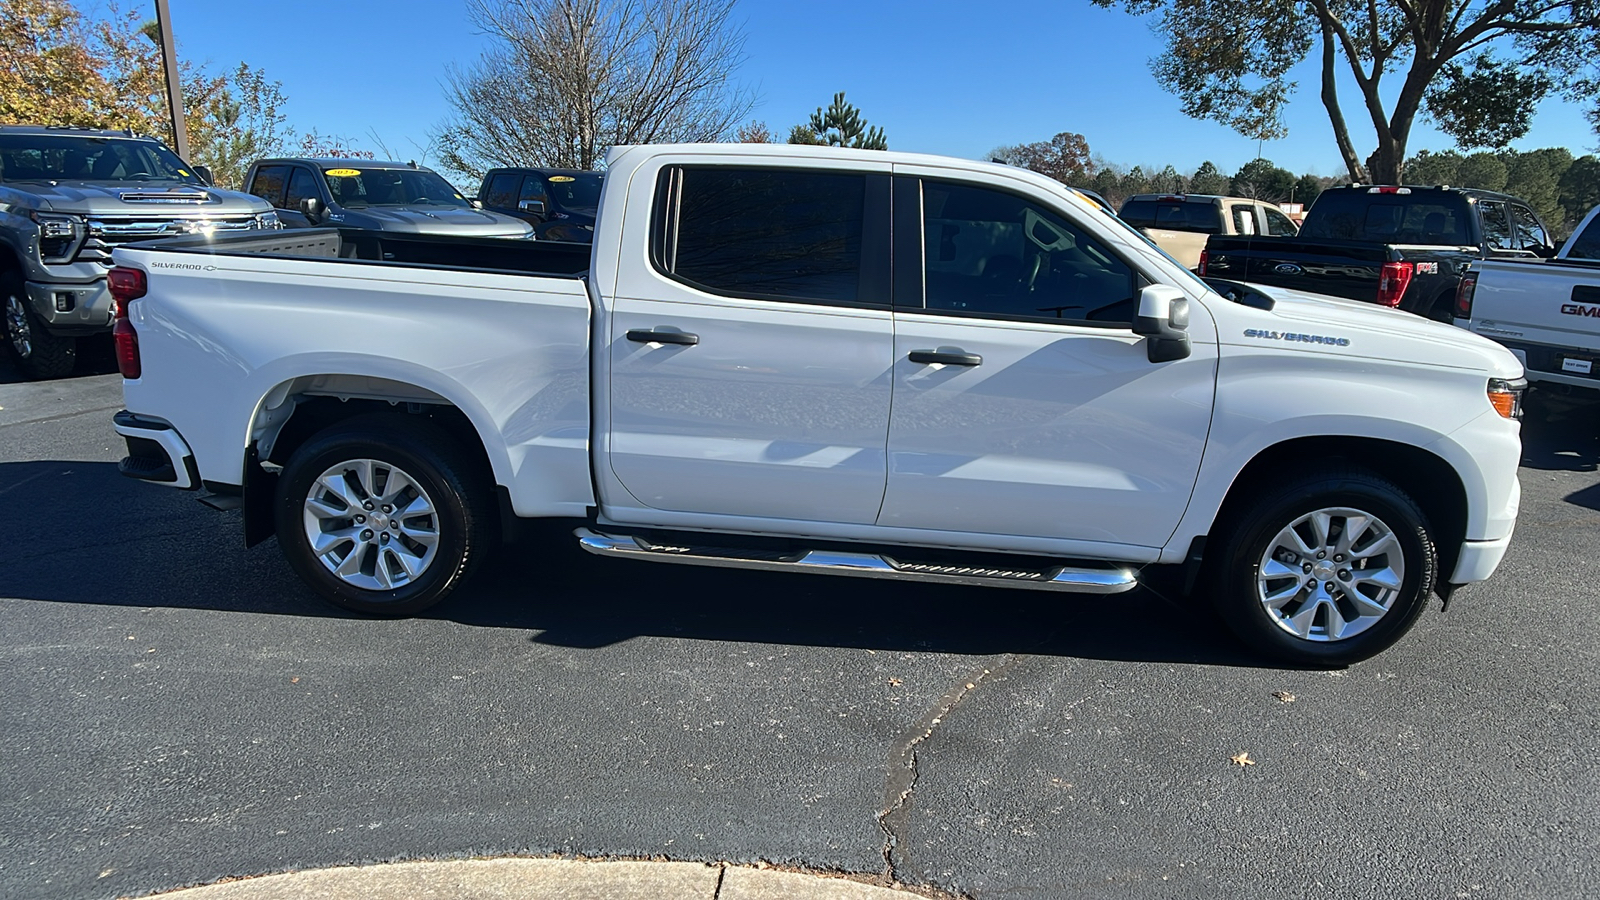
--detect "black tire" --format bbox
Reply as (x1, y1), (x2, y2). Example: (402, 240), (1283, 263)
(1, 269), (76, 380)
(275, 415), (496, 616)
(1210, 467), (1437, 666)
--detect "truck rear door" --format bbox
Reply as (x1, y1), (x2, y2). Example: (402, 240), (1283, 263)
(605, 162), (895, 524)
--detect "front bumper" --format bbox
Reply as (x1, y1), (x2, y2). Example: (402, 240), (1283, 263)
(114, 410), (199, 490)
(1451, 533), (1514, 584)
(27, 277), (112, 334)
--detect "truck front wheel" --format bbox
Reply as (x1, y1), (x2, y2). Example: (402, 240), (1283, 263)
(1211, 468), (1437, 665)
(2, 272), (77, 380)
(275, 416), (495, 616)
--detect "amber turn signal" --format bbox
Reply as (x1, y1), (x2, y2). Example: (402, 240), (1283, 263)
(1486, 378), (1526, 419)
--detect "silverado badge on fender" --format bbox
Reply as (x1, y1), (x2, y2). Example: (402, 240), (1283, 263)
(1243, 329), (1352, 347)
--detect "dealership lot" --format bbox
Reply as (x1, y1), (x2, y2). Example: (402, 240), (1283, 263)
(1, 364), (1597, 900)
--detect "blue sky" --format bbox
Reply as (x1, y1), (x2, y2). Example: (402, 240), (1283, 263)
(137, 0), (1595, 178)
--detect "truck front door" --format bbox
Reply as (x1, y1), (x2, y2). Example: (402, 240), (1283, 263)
(606, 163), (894, 525)
(878, 173), (1217, 549)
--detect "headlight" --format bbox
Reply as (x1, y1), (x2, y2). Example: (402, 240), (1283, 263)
(30, 211), (83, 262)
(253, 210), (283, 230)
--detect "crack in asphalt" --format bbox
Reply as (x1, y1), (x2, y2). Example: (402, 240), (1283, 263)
(877, 654), (1021, 886)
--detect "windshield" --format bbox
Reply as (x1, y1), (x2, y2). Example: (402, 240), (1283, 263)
(322, 167), (470, 208)
(546, 173), (602, 211)
(0, 134), (201, 184)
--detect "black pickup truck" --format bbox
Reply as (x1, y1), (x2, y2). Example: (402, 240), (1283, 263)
(1200, 185), (1557, 319)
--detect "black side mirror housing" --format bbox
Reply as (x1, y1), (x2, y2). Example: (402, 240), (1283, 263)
(519, 199), (547, 217)
(1131, 285), (1193, 363)
(300, 196), (327, 225)
(192, 165), (214, 186)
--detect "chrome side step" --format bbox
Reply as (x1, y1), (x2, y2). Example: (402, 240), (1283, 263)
(574, 529), (1138, 594)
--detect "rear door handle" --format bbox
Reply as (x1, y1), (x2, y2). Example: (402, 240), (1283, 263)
(626, 328), (699, 346)
(908, 349), (982, 367)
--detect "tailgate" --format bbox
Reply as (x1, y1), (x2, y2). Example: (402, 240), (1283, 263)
(1471, 259), (1600, 382)
(1203, 236), (1391, 301)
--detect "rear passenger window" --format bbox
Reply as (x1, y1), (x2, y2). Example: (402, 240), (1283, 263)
(249, 165), (288, 208)
(655, 167), (868, 304)
(1264, 207), (1298, 236)
(1231, 206), (1259, 235)
(921, 180), (1135, 325)
(1568, 217), (1600, 260)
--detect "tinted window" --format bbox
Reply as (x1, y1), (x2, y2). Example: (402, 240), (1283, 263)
(662, 167), (866, 304)
(1567, 215), (1600, 260)
(518, 175), (547, 203)
(249, 165), (289, 207)
(322, 166), (469, 208)
(1509, 205), (1550, 252)
(1480, 201), (1513, 251)
(0, 134), (201, 183)
(482, 172), (519, 209)
(544, 173), (602, 210)
(923, 180), (1134, 324)
(1118, 199), (1222, 234)
(1264, 206), (1298, 236)
(283, 167), (321, 211)
(1302, 191), (1471, 244)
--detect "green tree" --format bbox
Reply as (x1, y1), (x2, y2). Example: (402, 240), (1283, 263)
(1188, 160), (1229, 194)
(1090, 0), (1600, 184)
(0, 0), (115, 126)
(1230, 158), (1296, 202)
(1504, 148), (1573, 231)
(1120, 165), (1153, 198)
(1404, 149), (1463, 187)
(989, 131), (1093, 183)
(789, 92), (886, 150)
(1291, 173), (1326, 207)
(1457, 152), (1508, 192)
(1559, 156), (1600, 230)
(1153, 164), (1186, 193)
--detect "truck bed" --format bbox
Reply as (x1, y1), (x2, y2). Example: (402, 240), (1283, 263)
(126, 227), (592, 278)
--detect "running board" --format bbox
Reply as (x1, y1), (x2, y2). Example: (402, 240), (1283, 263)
(574, 529), (1138, 594)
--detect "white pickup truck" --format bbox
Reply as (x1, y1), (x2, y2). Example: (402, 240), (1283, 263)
(110, 144), (1525, 664)
(1456, 205), (1600, 394)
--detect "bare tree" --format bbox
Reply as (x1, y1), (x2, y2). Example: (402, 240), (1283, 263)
(435, 0), (753, 178)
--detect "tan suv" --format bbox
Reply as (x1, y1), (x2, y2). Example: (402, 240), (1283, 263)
(1119, 193), (1299, 270)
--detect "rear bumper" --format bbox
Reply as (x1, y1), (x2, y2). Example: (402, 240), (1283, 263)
(114, 410), (198, 490)
(1450, 533), (1513, 584)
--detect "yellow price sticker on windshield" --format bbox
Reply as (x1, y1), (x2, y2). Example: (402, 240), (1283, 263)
(549, 175), (576, 182)
(178, 169), (192, 176)
(325, 168), (362, 177)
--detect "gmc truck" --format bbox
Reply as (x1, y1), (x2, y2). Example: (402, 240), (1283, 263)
(110, 144), (1525, 665)
(0, 125), (280, 379)
(1456, 204), (1600, 394)
(1201, 185), (1557, 320)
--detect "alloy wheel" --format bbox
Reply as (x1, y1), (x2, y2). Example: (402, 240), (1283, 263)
(1256, 507), (1406, 642)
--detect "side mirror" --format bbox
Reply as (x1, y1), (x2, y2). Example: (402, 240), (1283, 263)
(300, 196), (327, 225)
(470, 198), (484, 209)
(1131, 284), (1192, 363)
(192, 165), (214, 186)
(519, 199), (547, 217)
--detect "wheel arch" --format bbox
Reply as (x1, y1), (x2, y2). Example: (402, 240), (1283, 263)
(1208, 435), (1468, 586)
(240, 372), (508, 548)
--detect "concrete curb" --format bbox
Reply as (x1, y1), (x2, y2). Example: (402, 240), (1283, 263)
(135, 858), (949, 900)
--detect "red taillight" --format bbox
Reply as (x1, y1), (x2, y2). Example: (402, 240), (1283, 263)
(1455, 272), (1477, 320)
(1197, 249), (1209, 276)
(108, 266), (146, 379)
(1376, 261), (1414, 308)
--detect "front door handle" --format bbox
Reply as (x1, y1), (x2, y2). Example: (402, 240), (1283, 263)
(908, 349), (982, 367)
(626, 328), (699, 346)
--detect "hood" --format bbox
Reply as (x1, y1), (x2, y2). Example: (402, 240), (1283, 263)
(1, 180), (270, 216)
(1216, 282), (1524, 380)
(335, 205), (534, 237)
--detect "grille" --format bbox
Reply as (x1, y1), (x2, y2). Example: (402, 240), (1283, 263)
(76, 217), (259, 264)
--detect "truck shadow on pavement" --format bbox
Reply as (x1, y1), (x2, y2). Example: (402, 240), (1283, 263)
(0, 459), (1265, 668)
(1519, 391), (1599, 475)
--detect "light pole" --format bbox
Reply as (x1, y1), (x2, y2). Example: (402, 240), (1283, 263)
(154, 0), (190, 161)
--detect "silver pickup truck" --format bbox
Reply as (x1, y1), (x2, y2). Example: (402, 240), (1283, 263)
(1456, 205), (1600, 395)
(0, 125), (279, 379)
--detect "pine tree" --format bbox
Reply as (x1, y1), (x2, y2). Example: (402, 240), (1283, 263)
(788, 92), (886, 150)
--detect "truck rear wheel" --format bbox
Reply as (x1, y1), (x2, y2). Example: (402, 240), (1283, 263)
(275, 416), (495, 616)
(2, 271), (77, 380)
(1211, 467), (1437, 665)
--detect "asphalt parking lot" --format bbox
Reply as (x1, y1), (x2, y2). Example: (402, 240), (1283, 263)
(2, 355), (1597, 900)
